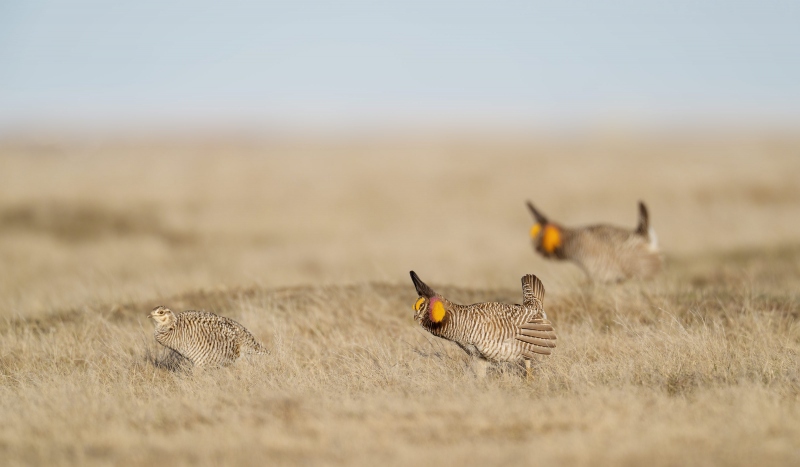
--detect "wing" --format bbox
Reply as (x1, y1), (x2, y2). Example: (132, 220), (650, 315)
(515, 318), (557, 357)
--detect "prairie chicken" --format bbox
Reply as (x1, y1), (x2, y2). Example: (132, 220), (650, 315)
(526, 200), (662, 283)
(410, 271), (557, 369)
(148, 306), (269, 367)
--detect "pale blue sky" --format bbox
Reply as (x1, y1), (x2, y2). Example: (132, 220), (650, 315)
(1, 1), (798, 133)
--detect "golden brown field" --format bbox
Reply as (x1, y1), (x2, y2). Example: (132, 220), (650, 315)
(1, 134), (799, 466)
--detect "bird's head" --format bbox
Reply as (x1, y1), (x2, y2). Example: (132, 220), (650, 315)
(148, 305), (176, 327)
(527, 201), (563, 256)
(410, 271), (448, 325)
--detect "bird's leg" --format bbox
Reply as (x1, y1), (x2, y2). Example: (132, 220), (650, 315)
(525, 359), (533, 381)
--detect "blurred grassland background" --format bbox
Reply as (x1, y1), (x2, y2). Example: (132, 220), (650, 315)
(1, 135), (799, 466)
(1, 135), (799, 316)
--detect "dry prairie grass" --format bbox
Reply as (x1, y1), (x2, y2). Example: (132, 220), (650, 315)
(0, 134), (799, 466)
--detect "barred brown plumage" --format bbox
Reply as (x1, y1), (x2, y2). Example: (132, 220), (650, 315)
(148, 306), (269, 367)
(526, 200), (663, 283)
(410, 271), (557, 368)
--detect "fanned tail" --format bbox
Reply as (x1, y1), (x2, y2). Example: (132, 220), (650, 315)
(521, 274), (545, 307)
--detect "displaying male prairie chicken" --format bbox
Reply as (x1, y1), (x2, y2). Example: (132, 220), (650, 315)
(526, 200), (662, 283)
(410, 271), (556, 372)
(148, 306), (269, 367)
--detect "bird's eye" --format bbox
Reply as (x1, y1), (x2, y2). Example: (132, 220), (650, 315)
(413, 297), (425, 311)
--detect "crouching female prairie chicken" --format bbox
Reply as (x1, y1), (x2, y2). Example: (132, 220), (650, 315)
(409, 271), (556, 374)
(526, 201), (662, 283)
(148, 306), (269, 367)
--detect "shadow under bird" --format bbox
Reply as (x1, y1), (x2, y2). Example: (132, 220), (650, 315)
(526, 201), (662, 283)
(148, 306), (269, 367)
(409, 271), (556, 373)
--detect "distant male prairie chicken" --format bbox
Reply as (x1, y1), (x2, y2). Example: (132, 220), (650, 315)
(410, 271), (556, 369)
(526, 201), (662, 283)
(148, 306), (269, 367)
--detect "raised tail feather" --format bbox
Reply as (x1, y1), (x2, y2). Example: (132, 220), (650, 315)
(521, 274), (545, 307)
(517, 318), (557, 357)
(636, 201), (649, 237)
(526, 201), (549, 225)
(410, 271), (437, 298)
